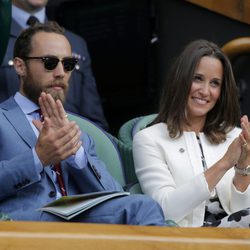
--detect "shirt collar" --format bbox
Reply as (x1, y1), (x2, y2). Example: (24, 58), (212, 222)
(14, 92), (39, 115)
(12, 5), (46, 29)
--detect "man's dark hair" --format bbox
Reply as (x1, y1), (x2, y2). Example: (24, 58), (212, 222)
(14, 21), (65, 59)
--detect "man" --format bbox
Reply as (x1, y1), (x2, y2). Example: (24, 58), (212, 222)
(0, 21), (166, 225)
(0, 0), (109, 130)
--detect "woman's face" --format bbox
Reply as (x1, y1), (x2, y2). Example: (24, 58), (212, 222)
(186, 56), (223, 124)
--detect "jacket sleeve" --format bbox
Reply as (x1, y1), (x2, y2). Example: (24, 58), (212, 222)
(0, 149), (42, 200)
(230, 181), (250, 212)
(65, 132), (123, 193)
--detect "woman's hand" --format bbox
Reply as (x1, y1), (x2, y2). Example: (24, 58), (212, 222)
(205, 136), (242, 191)
(233, 115), (250, 192)
(237, 115), (250, 169)
(221, 137), (242, 170)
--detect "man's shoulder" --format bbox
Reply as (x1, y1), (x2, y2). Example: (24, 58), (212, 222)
(64, 29), (86, 46)
(0, 97), (16, 110)
(10, 18), (22, 37)
(63, 28), (89, 62)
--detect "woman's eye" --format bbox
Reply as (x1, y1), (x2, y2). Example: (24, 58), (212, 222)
(193, 75), (202, 81)
(211, 80), (221, 87)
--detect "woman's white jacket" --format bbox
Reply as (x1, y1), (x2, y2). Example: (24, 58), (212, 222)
(133, 123), (250, 227)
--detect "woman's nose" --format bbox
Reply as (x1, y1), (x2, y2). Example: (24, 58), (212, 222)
(199, 82), (209, 95)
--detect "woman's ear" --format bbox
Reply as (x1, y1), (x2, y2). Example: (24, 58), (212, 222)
(13, 57), (26, 77)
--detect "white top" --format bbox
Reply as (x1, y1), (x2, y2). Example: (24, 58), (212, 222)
(133, 123), (250, 227)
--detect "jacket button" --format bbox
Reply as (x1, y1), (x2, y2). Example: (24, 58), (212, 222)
(49, 191), (56, 198)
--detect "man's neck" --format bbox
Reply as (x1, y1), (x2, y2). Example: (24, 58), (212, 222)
(12, 0), (44, 13)
(12, 5), (46, 29)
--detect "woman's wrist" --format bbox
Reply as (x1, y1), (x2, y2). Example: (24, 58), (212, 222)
(234, 164), (250, 176)
(218, 157), (234, 171)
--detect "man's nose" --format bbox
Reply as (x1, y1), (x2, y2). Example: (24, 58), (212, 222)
(53, 61), (65, 77)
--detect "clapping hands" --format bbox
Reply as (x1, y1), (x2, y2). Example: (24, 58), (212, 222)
(222, 115), (250, 170)
(237, 115), (250, 169)
(33, 92), (82, 166)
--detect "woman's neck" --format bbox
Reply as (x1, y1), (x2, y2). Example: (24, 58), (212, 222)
(182, 117), (205, 135)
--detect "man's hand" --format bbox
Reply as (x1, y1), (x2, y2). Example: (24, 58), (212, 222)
(34, 116), (82, 166)
(39, 92), (69, 128)
(32, 92), (82, 166)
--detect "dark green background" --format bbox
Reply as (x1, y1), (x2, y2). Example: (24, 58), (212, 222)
(0, 0), (11, 65)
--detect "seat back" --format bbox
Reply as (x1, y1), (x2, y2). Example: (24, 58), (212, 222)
(221, 37), (250, 60)
(117, 116), (141, 148)
(221, 37), (250, 121)
(68, 113), (126, 187)
(132, 114), (157, 136)
(117, 114), (157, 189)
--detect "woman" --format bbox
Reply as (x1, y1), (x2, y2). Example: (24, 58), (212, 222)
(133, 39), (250, 227)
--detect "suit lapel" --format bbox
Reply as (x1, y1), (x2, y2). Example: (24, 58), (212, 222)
(1, 98), (60, 187)
(10, 19), (22, 38)
(1, 97), (37, 148)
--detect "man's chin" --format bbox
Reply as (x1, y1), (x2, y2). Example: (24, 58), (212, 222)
(46, 90), (65, 103)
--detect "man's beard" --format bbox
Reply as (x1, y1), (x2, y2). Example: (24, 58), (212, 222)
(22, 74), (68, 105)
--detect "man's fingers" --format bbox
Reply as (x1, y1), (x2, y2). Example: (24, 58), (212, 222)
(44, 126), (81, 162)
(56, 122), (80, 145)
(61, 141), (82, 159)
(40, 117), (52, 130)
(39, 93), (68, 126)
(47, 93), (60, 118)
(41, 93), (55, 118)
(56, 99), (68, 121)
(63, 129), (82, 151)
(42, 121), (79, 146)
(35, 119), (82, 165)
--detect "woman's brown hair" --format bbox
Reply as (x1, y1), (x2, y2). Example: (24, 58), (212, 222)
(151, 39), (240, 144)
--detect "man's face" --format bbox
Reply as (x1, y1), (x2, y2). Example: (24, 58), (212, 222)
(13, 0), (48, 12)
(20, 31), (73, 105)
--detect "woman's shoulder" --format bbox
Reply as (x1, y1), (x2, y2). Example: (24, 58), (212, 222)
(227, 127), (241, 138)
(134, 122), (168, 140)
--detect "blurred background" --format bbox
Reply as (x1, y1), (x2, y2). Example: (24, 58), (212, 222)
(2, 0), (250, 135)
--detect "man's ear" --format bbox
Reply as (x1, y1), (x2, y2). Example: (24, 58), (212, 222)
(13, 57), (27, 76)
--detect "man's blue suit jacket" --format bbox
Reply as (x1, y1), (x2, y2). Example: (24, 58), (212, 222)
(0, 18), (109, 130)
(0, 97), (121, 221)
